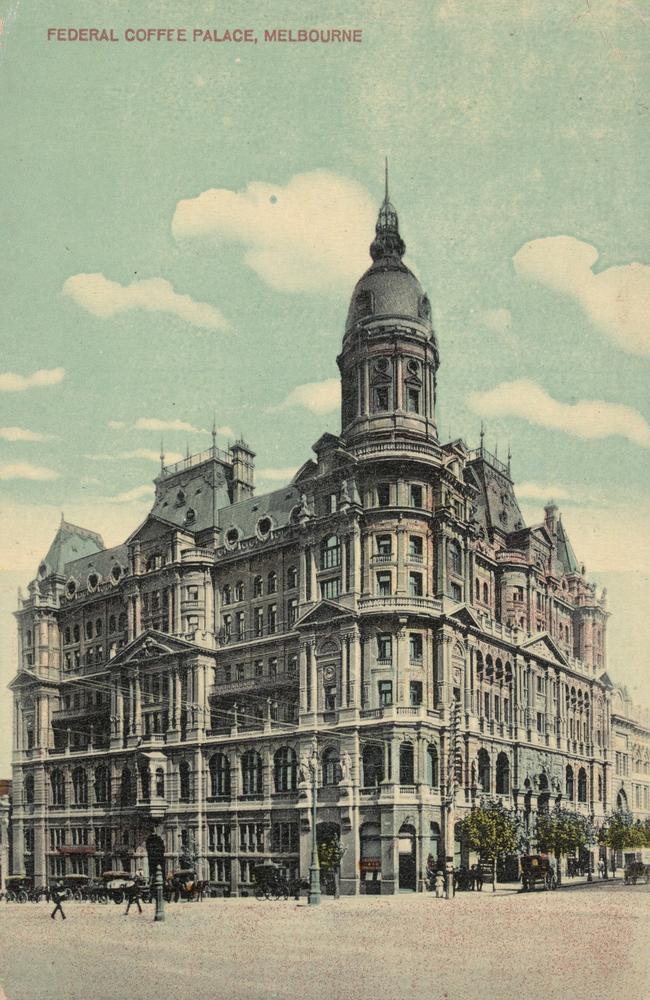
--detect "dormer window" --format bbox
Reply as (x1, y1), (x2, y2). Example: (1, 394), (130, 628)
(185, 507), (196, 525)
(418, 294), (431, 321)
(111, 565), (121, 583)
(87, 573), (99, 591)
(354, 289), (373, 319)
(175, 490), (186, 507)
(225, 527), (239, 549)
(66, 580), (77, 598)
(256, 516), (272, 539)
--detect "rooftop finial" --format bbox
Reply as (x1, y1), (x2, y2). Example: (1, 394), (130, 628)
(370, 159), (405, 263)
(385, 156), (389, 202)
(212, 412), (217, 448)
(507, 443), (512, 475)
(186, 440), (190, 460)
(480, 421), (485, 449)
(160, 438), (165, 471)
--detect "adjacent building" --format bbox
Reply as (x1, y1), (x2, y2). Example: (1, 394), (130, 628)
(8, 186), (648, 892)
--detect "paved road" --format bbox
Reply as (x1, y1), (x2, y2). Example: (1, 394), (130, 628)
(0, 881), (648, 1000)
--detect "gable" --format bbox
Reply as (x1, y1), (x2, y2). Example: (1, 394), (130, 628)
(294, 600), (356, 629)
(520, 632), (568, 667)
(448, 605), (482, 630)
(8, 670), (58, 691)
(108, 629), (208, 668)
(126, 515), (179, 547)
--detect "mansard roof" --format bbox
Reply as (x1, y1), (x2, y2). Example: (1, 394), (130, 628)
(64, 542), (129, 583)
(556, 517), (580, 574)
(467, 456), (525, 539)
(217, 485), (301, 540)
(38, 518), (104, 579)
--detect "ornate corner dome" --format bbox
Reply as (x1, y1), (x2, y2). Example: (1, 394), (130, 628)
(345, 170), (432, 334)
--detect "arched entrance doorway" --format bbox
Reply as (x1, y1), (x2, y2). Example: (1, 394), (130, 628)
(398, 823), (417, 891)
(146, 834), (165, 879)
(316, 822), (342, 896)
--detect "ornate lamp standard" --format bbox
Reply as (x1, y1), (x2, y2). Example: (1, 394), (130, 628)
(308, 742), (321, 906)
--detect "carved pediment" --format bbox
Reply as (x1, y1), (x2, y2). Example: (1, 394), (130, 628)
(8, 670), (58, 691)
(109, 629), (203, 668)
(448, 605), (482, 630)
(520, 632), (568, 667)
(294, 600), (356, 630)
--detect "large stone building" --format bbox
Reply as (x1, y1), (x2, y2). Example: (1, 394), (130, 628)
(8, 186), (649, 893)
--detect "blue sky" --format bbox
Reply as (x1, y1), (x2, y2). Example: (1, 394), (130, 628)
(1, 0), (649, 770)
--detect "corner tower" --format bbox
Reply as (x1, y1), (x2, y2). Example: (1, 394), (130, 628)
(338, 173), (439, 449)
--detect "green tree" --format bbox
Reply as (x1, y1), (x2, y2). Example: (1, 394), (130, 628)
(599, 809), (646, 855)
(535, 808), (593, 885)
(457, 798), (519, 892)
(318, 839), (346, 899)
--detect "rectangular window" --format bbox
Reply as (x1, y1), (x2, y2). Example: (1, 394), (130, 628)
(324, 685), (336, 711)
(408, 535), (423, 560)
(376, 534), (392, 557)
(236, 663), (245, 681)
(328, 493), (338, 513)
(410, 681), (423, 706)
(269, 658), (278, 678)
(410, 484), (423, 508)
(320, 578), (341, 600)
(236, 612), (245, 639)
(409, 572), (423, 597)
(450, 582), (462, 602)
(406, 386), (420, 413)
(373, 386), (390, 412)
(378, 680), (393, 706)
(288, 598), (298, 626)
(255, 608), (264, 637)
(484, 691), (490, 719)
(494, 695), (501, 722)
(537, 712), (544, 734)
(536, 675), (544, 694)
(377, 633), (392, 662)
(267, 605), (277, 634)
(376, 483), (391, 507)
(377, 571), (392, 597)
(254, 658), (264, 677)
(409, 632), (423, 662)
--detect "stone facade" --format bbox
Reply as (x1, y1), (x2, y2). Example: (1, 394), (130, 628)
(8, 187), (649, 893)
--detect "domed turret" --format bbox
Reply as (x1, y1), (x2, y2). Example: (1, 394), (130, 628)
(338, 170), (439, 448)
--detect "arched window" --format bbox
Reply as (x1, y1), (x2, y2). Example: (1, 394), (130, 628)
(155, 768), (165, 798)
(427, 745), (439, 787)
(322, 747), (342, 786)
(362, 745), (384, 787)
(475, 578), (480, 601)
(320, 535), (341, 570)
(267, 571), (277, 594)
(140, 764), (151, 801)
(73, 624), (80, 642)
(118, 612), (127, 631)
(120, 767), (133, 806)
(253, 576), (263, 597)
(64, 627), (71, 644)
(617, 788), (628, 811)
(108, 616), (116, 633)
(51, 769), (65, 806)
(360, 822), (381, 871)
(577, 767), (587, 803)
(222, 585), (232, 606)
(235, 581), (245, 602)
(483, 582), (489, 605)
(85, 620), (93, 640)
(566, 765), (574, 800)
(495, 752), (510, 795)
(274, 747), (297, 792)
(287, 566), (298, 589)
(71, 766), (88, 805)
(241, 751), (262, 796)
(478, 749), (491, 793)
(209, 753), (231, 798)
(448, 541), (462, 575)
(597, 773), (603, 802)
(399, 742), (415, 785)
(179, 760), (191, 801)
(24, 774), (34, 805)
(95, 619), (103, 636)
(94, 765), (110, 803)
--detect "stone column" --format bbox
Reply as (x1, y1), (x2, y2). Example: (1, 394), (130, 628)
(299, 643), (309, 715)
(396, 522), (407, 595)
(204, 572), (214, 636)
(299, 547), (308, 605)
(351, 521), (362, 597)
(134, 672), (142, 737)
(174, 670), (182, 730)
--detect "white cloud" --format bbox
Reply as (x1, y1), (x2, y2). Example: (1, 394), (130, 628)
(217, 425), (234, 438)
(172, 170), (376, 293)
(112, 484), (154, 503)
(256, 466), (299, 482)
(135, 418), (206, 434)
(0, 426), (48, 442)
(62, 274), (229, 331)
(480, 308), (512, 333)
(516, 481), (570, 502)
(272, 377), (341, 416)
(514, 236), (650, 356)
(0, 367), (65, 392)
(468, 379), (650, 448)
(0, 462), (59, 481)
(85, 449), (183, 463)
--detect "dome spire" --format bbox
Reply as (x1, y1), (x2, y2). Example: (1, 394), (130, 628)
(370, 158), (405, 262)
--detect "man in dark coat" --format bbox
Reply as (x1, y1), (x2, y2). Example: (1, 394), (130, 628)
(50, 885), (66, 920)
(125, 883), (143, 914)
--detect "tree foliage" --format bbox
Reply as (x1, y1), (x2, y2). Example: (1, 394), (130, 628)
(318, 838), (345, 871)
(599, 810), (649, 851)
(458, 798), (519, 891)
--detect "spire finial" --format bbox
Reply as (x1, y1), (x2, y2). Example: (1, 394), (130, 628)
(60, 511), (65, 526)
(480, 421), (485, 450)
(160, 438), (165, 471)
(186, 440), (190, 460)
(385, 157), (389, 202)
(370, 159), (405, 262)
(507, 443), (512, 475)
(212, 411), (217, 448)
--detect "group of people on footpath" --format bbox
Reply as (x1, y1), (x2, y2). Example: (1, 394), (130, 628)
(426, 855), (485, 897)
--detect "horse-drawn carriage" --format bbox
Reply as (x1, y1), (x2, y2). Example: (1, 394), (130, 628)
(3, 875), (32, 902)
(623, 851), (650, 885)
(253, 863), (291, 901)
(166, 869), (208, 902)
(53, 873), (92, 901)
(520, 854), (557, 892)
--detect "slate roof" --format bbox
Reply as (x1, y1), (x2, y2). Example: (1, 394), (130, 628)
(39, 520), (104, 578)
(218, 485), (301, 540)
(467, 457), (525, 538)
(64, 543), (129, 583)
(556, 517), (579, 574)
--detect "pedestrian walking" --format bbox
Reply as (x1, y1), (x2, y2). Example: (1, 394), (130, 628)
(598, 858), (605, 879)
(610, 856), (617, 877)
(434, 870), (445, 899)
(469, 865), (477, 891)
(475, 866), (484, 892)
(50, 885), (66, 920)
(125, 884), (142, 914)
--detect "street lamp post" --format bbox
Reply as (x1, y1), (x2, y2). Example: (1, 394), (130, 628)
(153, 864), (165, 922)
(308, 744), (321, 906)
